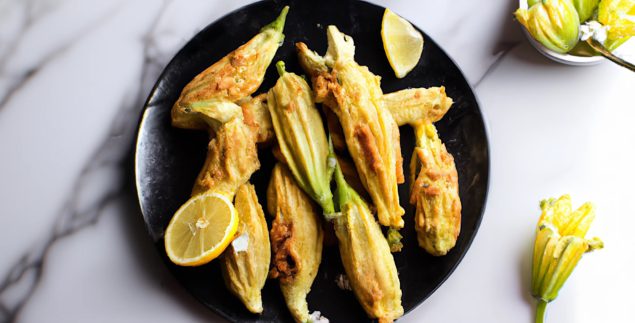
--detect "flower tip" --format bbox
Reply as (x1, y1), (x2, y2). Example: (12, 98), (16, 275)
(514, 8), (529, 26)
(587, 237), (604, 251)
(262, 6), (289, 33)
(276, 61), (286, 76)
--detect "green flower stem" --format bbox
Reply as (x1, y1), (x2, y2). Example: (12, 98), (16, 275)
(276, 61), (286, 76)
(586, 38), (635, 72)
(260, 6), (288, 33)
(536, 300), (547, 323)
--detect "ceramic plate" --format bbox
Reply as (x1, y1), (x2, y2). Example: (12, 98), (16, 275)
(135, 0), (489, 321)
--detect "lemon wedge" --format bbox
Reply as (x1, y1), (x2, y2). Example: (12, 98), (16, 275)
(164, 192), (238, 266)
(381, 9), (424, 78)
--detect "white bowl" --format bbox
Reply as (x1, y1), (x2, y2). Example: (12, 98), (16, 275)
(518, 0), (604, 66)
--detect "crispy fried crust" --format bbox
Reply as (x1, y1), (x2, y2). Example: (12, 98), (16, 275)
(269, 220), (299, 282)
(382, 87), (453, 126)
(220, 183), (270, 313)
(296, 27), (405, 228)
(171, 11), (285, 130)
(267, 67), (334, 214)
(191, 118), (260, 196)
(266, 164), (323, 323)
(238, 94), (274, 144)
(323, 106), (347, 152)
(354, 124), (383, 173)
(333, 162), (403, 322)
(410, 122), (461, 256)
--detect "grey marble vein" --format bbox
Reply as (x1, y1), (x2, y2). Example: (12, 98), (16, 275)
(0, 1), (123, 110)
(0, 0), (32, 66)
(473, 41), (521, 89)
(0, 1), (171, 321)
(0, 2), (524, 321)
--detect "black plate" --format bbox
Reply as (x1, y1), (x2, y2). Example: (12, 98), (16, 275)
(135, 0), (489, 322)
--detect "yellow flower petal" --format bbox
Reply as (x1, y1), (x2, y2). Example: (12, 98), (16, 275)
(532, 195), (604, 304)
(598, 0), (635, 50)
(514, 0), (580, 53)
(560, 202), (595, 237)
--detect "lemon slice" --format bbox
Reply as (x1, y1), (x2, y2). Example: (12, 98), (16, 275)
(381, 9), (424, 78)
(164, 192), (238, 266)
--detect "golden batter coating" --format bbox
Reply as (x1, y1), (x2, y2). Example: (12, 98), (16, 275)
(267, 62), (335, 215)
(298, 34), (461, 255)
(267, 164), (323, 323)
(238, 94), (274, 144)
(171, 7), (288, 131)
(410, 122), (461, 256)
(191, 118), (260, 197)
(332, 158), (403, 323)
(221, 183), (270, 313)
(172, 7), (289, 198)
(382, 87), (453, 126)
(382, 83), (461, 256)
(297, 26), (405, 229)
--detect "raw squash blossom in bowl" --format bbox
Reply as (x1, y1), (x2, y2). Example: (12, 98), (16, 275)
(515, 0), (635, 71)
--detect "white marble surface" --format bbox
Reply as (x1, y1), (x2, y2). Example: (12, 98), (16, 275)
(0, 0), (633, 322)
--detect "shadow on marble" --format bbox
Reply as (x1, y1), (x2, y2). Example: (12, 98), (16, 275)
(471, 0), (525, 88)
(517, 229), (535, 311)
(119, 146), (222, 322)
(468, 0), (592, 89)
